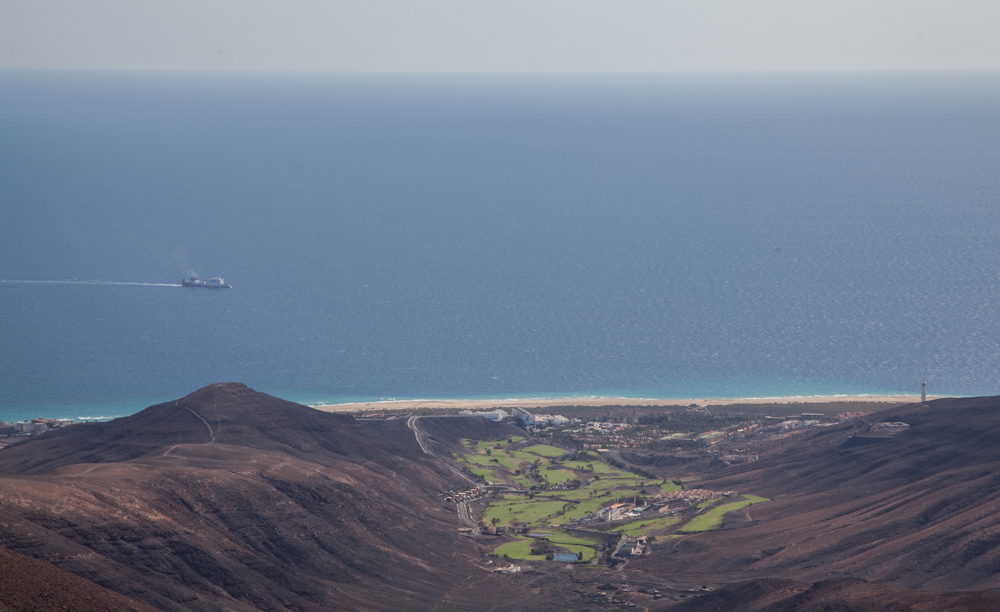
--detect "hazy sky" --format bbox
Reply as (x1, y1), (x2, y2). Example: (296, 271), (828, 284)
(2, 0), (999, 73)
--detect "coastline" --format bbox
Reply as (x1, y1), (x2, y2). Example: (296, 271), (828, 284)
(313, 394), (936, 413)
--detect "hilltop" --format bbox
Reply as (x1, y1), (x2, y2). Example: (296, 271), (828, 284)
(0, 384), (525, 611)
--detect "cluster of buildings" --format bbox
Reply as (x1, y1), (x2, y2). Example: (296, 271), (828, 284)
(0, 418), (74, 437)
(565, 421), (655, 448)
(510, 407), (570, 427)
(655, 489), (734, 515)
(575, 499), (646, 524)
(615, 534), (648, 558)
(443, 486), (485, 503)
(574, 489), (735, 524)
(458, 407), (572, 428)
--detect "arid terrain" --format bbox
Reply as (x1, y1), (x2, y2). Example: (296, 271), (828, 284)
(2, 384), (1000, 611)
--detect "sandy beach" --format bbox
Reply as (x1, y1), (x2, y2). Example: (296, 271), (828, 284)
(313, 394), (935, 413)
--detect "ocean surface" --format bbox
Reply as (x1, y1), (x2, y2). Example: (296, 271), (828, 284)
(2, 72), (1000, 423)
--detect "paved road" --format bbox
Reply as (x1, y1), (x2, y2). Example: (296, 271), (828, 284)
(457, 501), (477, 528)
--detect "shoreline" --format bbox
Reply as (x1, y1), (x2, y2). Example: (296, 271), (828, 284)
(313, 394), (939, 413)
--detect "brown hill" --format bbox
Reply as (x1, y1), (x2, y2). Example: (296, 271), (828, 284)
(672, 577), (1000, 612)
(0, 546), (159, 612)
(632, 395), (1000, 591)
(0, 383), (525, 611)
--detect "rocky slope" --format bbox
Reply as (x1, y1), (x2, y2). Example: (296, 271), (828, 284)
(632, 395), (1000, 591)
(0, 383), (519, 611)
(0, 546), (159, 612)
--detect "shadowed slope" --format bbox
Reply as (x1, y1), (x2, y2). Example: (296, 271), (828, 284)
(0, 547), (159, 612)
(672, 577), (1000, 612)
(633, 395), (1000, 590)
(0, 384), (517, 612)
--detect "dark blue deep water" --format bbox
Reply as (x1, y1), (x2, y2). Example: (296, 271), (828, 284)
(2, 72), (1000, 421)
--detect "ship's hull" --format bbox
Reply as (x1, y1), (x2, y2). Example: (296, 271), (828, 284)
(182, 280), (231, 289)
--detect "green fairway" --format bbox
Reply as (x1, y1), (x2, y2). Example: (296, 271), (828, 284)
(493, 456), (523, 470)
(543, 531), (600, 547)
(537, 489), (593, 500)
(561, 460), (614, 473)
(540, 468), (577, 484)
(482, 500), (567, 526)
(679, 496), (770, 532)
(494, 538), (546, 560)
(658, 482), (682, 493)
(464, 454), (501, 466)
(562, 544), (595, 561)
(522, 444), (567, 458)
(510, 474), (533, 487)
(511, 450), (542, 462)
(468, 467), (496, 479)
(613, 517), (678, 536)
(460, 436), (687, 537)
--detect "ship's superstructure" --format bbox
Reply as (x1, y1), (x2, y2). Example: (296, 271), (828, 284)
(182, 277), (232, 289)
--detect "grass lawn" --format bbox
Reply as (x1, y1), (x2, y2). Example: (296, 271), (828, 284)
(474, 440), (503, 452)
(511, 450), (542, 462)
(540, 468), (577, 484)
(570, 493), (620, 515)
(493, 456), (523, 470)
(494, 538), (546, 560)
(522, 444), (567, 458)
(559, 504), (593, 522)
(483, 500), (567, 526)
(524, 530), (601, 560)
(679, 496), (770, 532)
(561, 460), (615, 473)
(468, 467), (496, 480)
(510, 474), (533, 487)
(543, 531), (601, 547)
(464, 454), (501, 466)
(537, 489), (593, 500)
(561, 544), (596, 561)
(613, 517), (678, 536)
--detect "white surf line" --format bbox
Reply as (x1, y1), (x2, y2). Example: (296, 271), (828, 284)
(0, 279), (182, 287)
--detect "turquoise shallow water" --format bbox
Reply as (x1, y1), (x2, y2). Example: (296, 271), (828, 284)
(2, 73), (999, 423)
(1, 379), (911, 424)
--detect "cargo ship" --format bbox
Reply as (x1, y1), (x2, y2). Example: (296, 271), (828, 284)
(182, 277), (232, 289)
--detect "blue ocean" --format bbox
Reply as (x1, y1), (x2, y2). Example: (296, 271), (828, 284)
(2, 72), (1000, 423)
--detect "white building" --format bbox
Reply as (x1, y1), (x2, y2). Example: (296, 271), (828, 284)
(512, 407), (536, 425)
(14, 422), (47, 434)
(459, 409), (510, 421)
